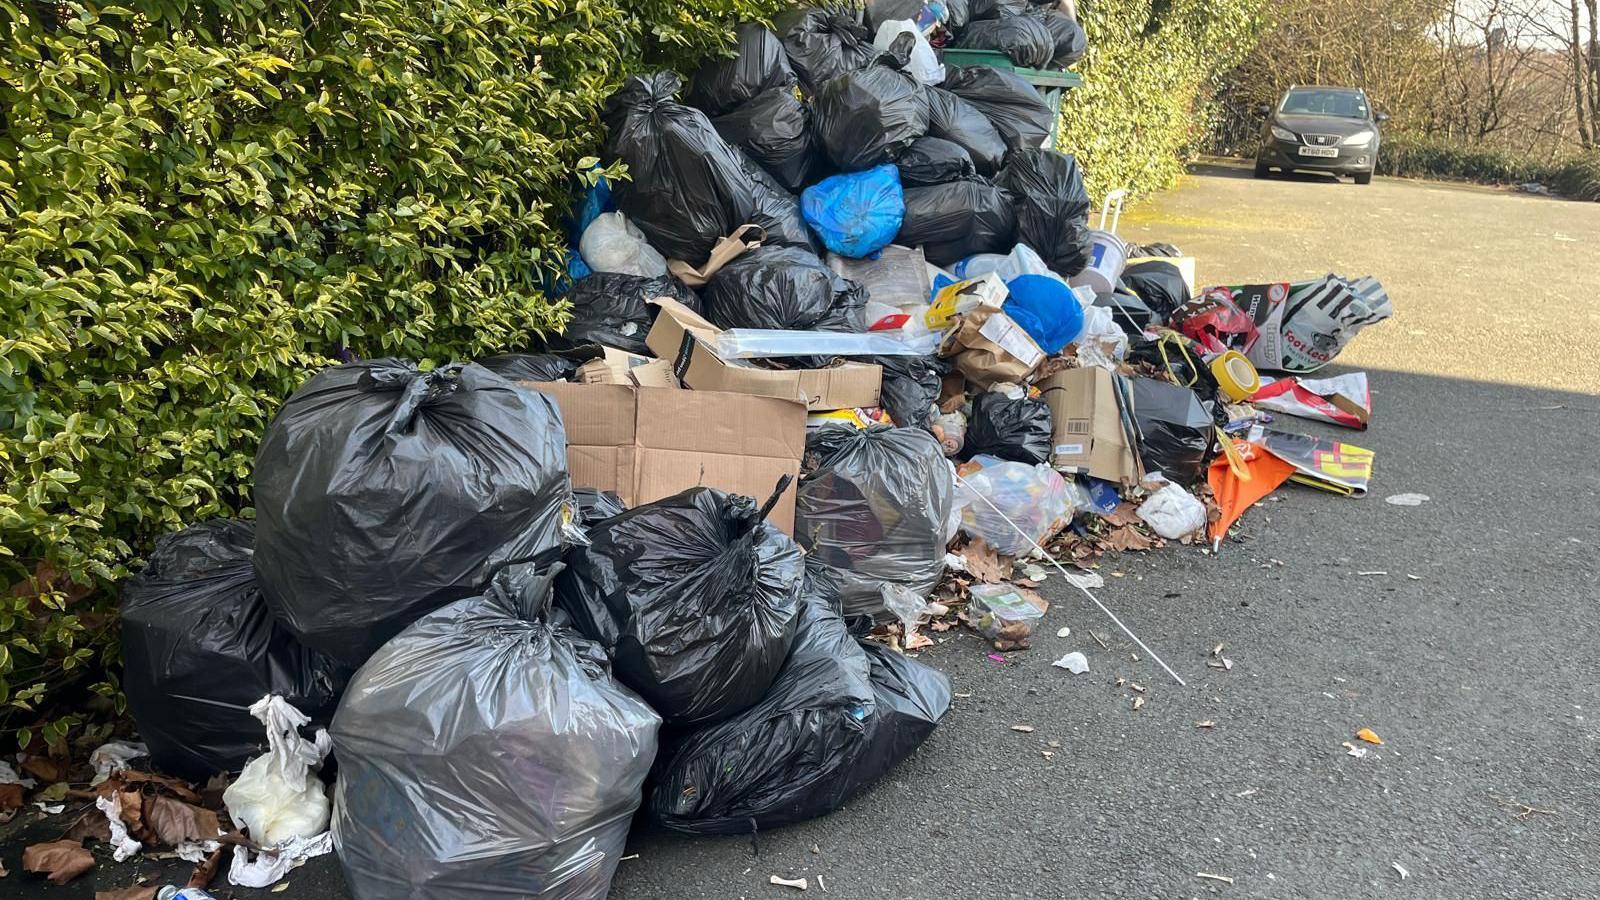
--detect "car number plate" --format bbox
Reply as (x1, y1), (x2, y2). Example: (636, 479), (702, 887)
(1298, 146), (1339, 158)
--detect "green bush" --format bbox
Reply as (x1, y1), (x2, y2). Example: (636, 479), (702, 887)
(1375, 134), (1551, 184)
(1549, 151), (1600, 201)
(0, 0), (778, 750)
(1375, 134), (1600, 201)
(1059, 0), (1267, 200)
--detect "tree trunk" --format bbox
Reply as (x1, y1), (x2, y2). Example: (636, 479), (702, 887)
(1570, 0), (1592, 148)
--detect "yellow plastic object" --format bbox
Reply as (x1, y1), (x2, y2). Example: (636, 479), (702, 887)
(1209, 350), (1261, 402)
(1356, 728), (1384, 745)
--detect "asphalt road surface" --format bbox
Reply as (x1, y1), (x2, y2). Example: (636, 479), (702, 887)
(5, 163), (1597, 899)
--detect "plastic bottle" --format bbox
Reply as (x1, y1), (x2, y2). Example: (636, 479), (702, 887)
(157, 888), (219, 900)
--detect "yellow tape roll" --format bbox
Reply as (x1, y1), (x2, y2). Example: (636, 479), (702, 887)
(1209, 351), (1261, 402)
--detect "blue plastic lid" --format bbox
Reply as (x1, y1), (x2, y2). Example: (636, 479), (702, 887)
(1002, 273), (1083, 354)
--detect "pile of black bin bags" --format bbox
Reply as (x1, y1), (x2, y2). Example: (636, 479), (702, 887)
(121, 368), (950, 900)
(115, 7), (1113, 893)
(553, 4), (1094, 347)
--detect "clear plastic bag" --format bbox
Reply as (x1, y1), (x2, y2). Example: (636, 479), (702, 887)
(967, 583), (1046, 650)
(223, 696), (333, 848)
(579, 212), (668, 277)
(1136, 483), (1207, 539)
(956, 455), (1074, 555)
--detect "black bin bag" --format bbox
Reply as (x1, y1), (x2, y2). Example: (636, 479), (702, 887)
(941, 65), (1055, 152)
(924, 86), (1009, 175)
(968, 0), (1027, 20)
(573, 488), (627, 527)
(813, 60), (930, 171)
(1095, 289), (1157, 336)
(896, 137), (976, 186)
(737, 150), (823, 254)
(961, 390), (1053, 464)
(1120, 259), (1191, 322)
(552, 272), (698, 356)
(704, 244), (867, 332)
(555, 485), (805, 727)
(865, 353), (948, 430)
(775, 8), (878, 93)
(996, 148), (1092, 277)
(715, 87), (821, 193)
(332, 564), (660, 900)
(953, 16), (1055, 69)
(1027, 7), (1087, 68)
(120, 520), (346, 780)
(478, 346), (603, 384)
(897, 179), (1016, 266)
(253, 359), (571, 667)
(687, 22), (796, 117)
(603, 72), (759, 264)
(649, 588), (950, 834)
(1131, 376), (1215, 485)
(795, 426), (955, 617)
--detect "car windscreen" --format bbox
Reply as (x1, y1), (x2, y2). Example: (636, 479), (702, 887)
(1280, 89), (1369, 119)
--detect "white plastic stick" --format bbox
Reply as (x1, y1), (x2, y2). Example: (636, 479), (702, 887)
(956, 474), (1188, 687)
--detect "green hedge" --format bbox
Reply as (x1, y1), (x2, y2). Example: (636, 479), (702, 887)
(1059, 0), (1267, 200)
(0, 0), (778, 750)
(1375, 134), (1600, 201)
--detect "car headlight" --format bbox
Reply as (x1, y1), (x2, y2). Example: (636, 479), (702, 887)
(1270, 125), (1298, 142)
(1343, 130), (1375, 146)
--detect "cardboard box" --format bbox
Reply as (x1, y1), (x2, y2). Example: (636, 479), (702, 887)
(1038, 367), (1142, 486)
(575, 346), (680, 388)
(527, 382), (807, 533)
(645, 297), (882, 410)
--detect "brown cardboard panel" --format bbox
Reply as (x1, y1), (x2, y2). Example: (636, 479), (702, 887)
(646, 296), (881, 410)
(634, 447), (799, 532)
(1038, 367), (1141, 486)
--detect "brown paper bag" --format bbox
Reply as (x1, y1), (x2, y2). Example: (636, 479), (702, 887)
(667, 224), (764, 287)
(938, 306), (1045, 388)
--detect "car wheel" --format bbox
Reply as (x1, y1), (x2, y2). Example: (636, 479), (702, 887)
(1353, 170), (1373, 185)
(1253, 161), (1271, 179)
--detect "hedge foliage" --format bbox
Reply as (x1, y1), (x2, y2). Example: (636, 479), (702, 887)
(1377, 133), (1600, 201)
(0, 0), (780, 750)
(1058, 0), (1267, 200)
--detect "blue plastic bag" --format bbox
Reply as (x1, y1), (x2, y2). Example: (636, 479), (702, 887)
(1002, 273), (1083, 354)
(801, 164), (905, 259)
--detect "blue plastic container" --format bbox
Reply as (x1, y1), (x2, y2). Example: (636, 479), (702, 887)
(801, 164), (905, 259)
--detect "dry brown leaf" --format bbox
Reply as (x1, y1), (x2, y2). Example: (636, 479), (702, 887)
(929, 619), (954, 633)
(0, 783), (23, 812)
(199, 774), (231, 811)
(96, 887), (158, 900)
(20, 755), (70, 784)
(187, 846), (226, 888)
(22, 840), (95, 885)
(119, 771), (202, 804)
(64, 808), (113, 843)
(118, 790), (144, 837)
(904, 632), (934, 651)
(1102, 502), (1144, 528)
(1107, 525), (1155, 552)
(140, 794), (220, 848)
(959, 538), (1006, 584)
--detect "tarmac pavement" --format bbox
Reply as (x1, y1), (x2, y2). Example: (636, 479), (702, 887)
(5, 162), (1597, 899)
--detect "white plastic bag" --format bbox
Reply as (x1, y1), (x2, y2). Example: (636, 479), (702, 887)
(954, 243), (1060, 285)
(1074, 305), (1128, 370)
(223, 695), (333, 848)
(579, 211), (669, 277)
(1136, 483), (1207, 539)
(874, 20), (945, 85)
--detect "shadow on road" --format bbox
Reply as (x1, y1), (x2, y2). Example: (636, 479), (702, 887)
(1189, 160), (1345, 185)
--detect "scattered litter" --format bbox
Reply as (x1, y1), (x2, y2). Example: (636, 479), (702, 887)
(1132, 696), (1145, 711)
(228, 832), (333, 889)
(1384, 493), (1429, 506)
(817, 873), (828, 893)
(1056, 626), (1071, 638)
(97, 793), (143, 862)
(1196, 721), (1215, 729)
(1342, 742), (1368, 758)
(1052, 652), (1089, 674)
(90, 741), (149, 785)
(1392, 862), (1410, 880)
(771, 875), (809, 891)
(1356, 728), (1384, 745)
(1195, 872), (1235, 885)
(1234, 788), (1257, 798)
(1011, 724), (1036, 733)
(1356, 571), (1388, 577)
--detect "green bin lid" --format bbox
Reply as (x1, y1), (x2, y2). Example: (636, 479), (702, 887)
(940, 48), (1082, 88)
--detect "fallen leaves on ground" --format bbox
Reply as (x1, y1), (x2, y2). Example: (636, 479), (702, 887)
(23, 840), (95, 884)
(957, 537), (1006, 584)
(20, 755), (71, 785)
(188, 846), (226, 888)
(0, 783), (23, 812)
(1106, 525), (1155, 552)
(137, 794), (221, 847)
